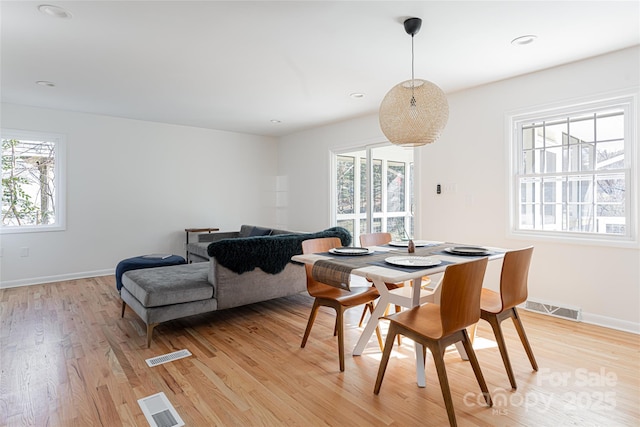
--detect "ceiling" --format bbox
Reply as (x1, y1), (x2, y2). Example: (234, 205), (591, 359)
(2, 1), (639, 137)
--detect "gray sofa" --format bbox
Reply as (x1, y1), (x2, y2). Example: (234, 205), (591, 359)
(120, 225), (351, 347)
(186, 224), (296, 263)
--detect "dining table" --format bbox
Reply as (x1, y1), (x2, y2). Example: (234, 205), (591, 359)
(291, 240), (506, 387)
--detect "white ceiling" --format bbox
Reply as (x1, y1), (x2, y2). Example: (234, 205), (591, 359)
(2, 1), (639, 137)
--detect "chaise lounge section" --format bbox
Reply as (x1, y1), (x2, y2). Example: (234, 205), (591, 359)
(119, 226), (351, 347)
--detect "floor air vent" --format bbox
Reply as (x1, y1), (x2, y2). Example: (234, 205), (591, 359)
(138, 392), (184, 427)
(146, 349), (192, 367)
(524, 299), (582, 321)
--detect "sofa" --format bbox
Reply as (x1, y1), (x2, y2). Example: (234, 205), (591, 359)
(186, 224), (297, 263)
(119, 225), (351, 347)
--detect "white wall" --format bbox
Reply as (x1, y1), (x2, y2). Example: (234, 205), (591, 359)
(2, 47), (638, 332)
(277, 114), (386, 231)
(278, 46), (640, 332)
(0, 104), (279, 287)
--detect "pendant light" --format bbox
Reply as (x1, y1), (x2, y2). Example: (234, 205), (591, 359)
(379, 17), (449, 147)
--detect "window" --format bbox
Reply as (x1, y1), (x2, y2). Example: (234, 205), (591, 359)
(334, 145), (414, 243)
(509, 93), (636, 244)
(1, 129), (66, 233)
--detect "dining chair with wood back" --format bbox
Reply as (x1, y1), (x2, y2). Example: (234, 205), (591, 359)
(358, 233), (402, 327)
(480, 246), (538, 389)
(359, 232), (393, 249)
(301, 237), (383, 372)
(374, 257), (492, 427)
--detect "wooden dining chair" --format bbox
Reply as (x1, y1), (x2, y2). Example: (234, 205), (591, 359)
(359, 231), (393, 248)
(480, 246), (538, 389)
(357, 232), (432, 331)
(374, 257), (492, 427)
(358, 233), (402, 328)
(301, 237), (383, 372)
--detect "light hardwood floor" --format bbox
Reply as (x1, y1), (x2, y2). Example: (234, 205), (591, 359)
(0, 275), (638, 426)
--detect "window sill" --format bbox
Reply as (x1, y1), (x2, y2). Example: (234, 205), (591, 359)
(508, 230), (639, 249)
(1, 224), (66, 234)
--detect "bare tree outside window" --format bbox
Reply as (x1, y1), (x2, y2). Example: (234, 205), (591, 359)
(2, 137), (57, 227)
(337, 155), (355, 215)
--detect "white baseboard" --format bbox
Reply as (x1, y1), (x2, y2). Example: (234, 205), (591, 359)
(0, 269), (114, 289)
(580, 312), (640, 335)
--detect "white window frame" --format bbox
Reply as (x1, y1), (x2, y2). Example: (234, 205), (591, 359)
(331, 143), (415, 244)
(506, 91), (638, 247)
(1, 129), (66, 234)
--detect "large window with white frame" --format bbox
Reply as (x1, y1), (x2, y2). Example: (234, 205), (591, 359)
(509, 93), (637, 244)
(334, 145), (414, 244)
(1, 129), (66, 233)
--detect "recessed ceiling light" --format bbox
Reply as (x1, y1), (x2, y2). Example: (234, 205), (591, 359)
(38, 4), (72, 19)
(511, 35), (537, 46)
(350, 93), (365, 99)
(270, 119), (281, 124)
(36, 80), (56, 87)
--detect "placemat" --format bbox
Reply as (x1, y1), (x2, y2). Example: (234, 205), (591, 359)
(381, 241), (442, 249)
(368, 259), (454, 273)
(432, 249), (504, 258)
(312, 250), (397, 289)
(312, 260), (352, 290)
(309, 243), (495, 289)
(316, 244), (452, 270)
(312, 246), (451, 289)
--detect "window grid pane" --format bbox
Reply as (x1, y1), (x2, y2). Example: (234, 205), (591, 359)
(386, 161), (405, 212)
(373, 160), (382, 213)
(337, 219), (354, 236)
(336, 156), (354, 214)
(515, 106), (630, 239)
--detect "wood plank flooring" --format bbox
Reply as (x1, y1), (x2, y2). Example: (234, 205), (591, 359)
(0, 275), (638, 426)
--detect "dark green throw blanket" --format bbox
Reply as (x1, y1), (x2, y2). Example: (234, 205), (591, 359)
(207, 227), (351, 275)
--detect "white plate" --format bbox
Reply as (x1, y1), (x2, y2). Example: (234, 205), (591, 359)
(385, 256), (442, 267)
(329, 247), (373, 256)
(444, 246), (490, 256)
(388, 240), (433, 247)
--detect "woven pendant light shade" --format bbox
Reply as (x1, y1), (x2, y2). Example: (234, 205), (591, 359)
(379, 17), (448, 147)
(379, 78), (449, 147)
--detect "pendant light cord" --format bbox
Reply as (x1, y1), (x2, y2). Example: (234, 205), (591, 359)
(410, 33), (416, 107)
(411, 33), (415, 83)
